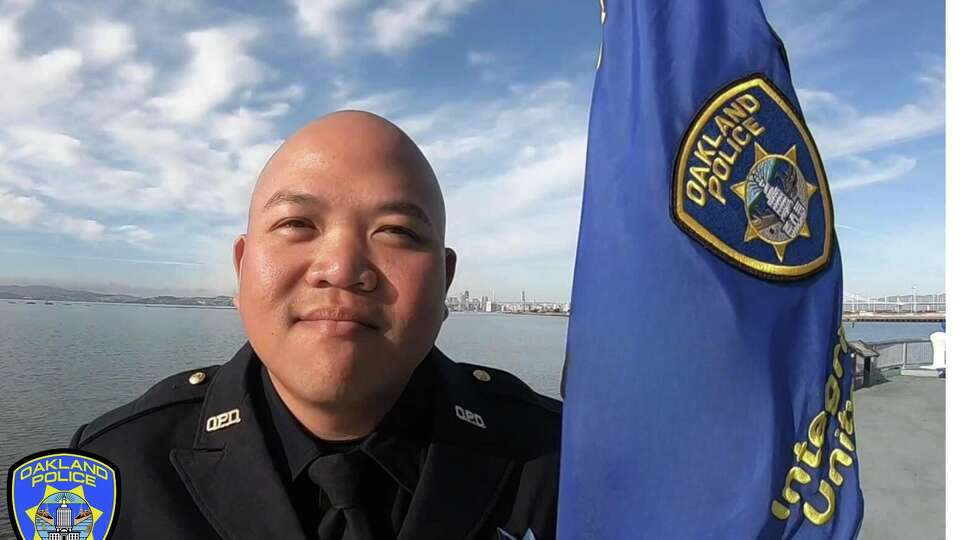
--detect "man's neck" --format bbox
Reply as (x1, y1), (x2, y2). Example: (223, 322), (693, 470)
(266, 371), (406, 441)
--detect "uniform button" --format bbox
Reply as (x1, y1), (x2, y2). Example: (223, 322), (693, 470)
(188, 371), (207, 385)
(472, 369), (491, 382)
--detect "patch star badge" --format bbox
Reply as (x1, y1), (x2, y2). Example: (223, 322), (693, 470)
(672, 75), (833, 279)
(729, 143), (819, 263)
(7, 450), (120, 540)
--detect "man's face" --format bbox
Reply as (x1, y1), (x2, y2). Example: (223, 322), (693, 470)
(233, 117), (454, 409)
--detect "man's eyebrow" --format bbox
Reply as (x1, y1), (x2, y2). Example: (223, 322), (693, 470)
(262, 190), (322, 210)
(377, 200), (433, 227)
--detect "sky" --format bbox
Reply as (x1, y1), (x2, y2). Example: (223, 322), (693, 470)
(0, 0), (945, 301)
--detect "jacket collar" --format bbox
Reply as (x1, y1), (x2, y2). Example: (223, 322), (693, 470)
(170, 342), (308, 540)
(396, 347), (517, 540)
(170, 343), (517, 540)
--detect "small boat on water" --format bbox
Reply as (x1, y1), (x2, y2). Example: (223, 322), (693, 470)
(44, 302), (54, 305)
(25, 301), (36, 304)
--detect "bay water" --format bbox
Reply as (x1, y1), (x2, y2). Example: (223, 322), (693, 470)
(0, 301), (943, 536)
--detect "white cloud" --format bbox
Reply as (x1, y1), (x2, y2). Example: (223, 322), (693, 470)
(383, 78), (590, 287)
(466, 49), (508, 82)
(0, 0), (35, 18)
(0, 189), (154, 246)
(835, 224), (887, 241)
(370, 0), (480, 52)
(447, 137), (586, 261)
(77, 19), (136, 65)
(149, 25), (262, 123)
(798, 68), (944, 159)
(467, 50), (496, 66)
(258, 102), (291, 118)
(57, 216), (106, 241)
(0, 202), (105, 243)
(288, 0), (361, 56)
(291, 0), (480, 56)
(0, 19), (273, 223)
(339, 90), (409, 115)
(0, 159), (33, 191)
(112, 224), (155, 244)
(95, 107), (282, 215)
(327, 77), (411, 115)
(211, 107), (274, 150)
(0, 249), (206, 268)
(405, 80), (582, 178)
(5, 126), (85, 167)
(0, 189), (44, 225)
(831, 154), (917, 192)
(116, 62), (155, 90)
(764, 0), (867, 59)
(109, 224), (156, 249)
(254, 83), (305, 104)
(236, 142), (282, 182)
(0, 18), (83, 118)
(89, 61), (157, 109)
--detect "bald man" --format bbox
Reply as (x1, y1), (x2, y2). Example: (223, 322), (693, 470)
(70, 111), (562, 540)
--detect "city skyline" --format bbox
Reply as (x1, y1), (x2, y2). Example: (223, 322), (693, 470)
(0, 0), (945, 301)
(0, 280), (944, 307)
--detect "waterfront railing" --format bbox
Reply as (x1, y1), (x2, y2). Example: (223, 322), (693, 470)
(849, 336), (944, 389)
(867, 339), (934, 371)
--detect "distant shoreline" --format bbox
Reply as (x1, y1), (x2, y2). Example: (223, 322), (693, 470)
(5, 302), (947, 322)
(0, 284), (234, 308)
(3, 299), (236, 310)
(500, 311), (569, 318)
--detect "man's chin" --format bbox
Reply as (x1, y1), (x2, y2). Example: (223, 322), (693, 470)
(287, 335), (392, 375)
(279, 353), (399, 409)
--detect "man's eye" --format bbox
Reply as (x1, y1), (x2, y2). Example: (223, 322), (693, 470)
(278, 219), (312, 230)
(379, 226), (420, 241)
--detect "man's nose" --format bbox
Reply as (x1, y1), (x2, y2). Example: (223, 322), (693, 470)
(303, 233), (377, 292)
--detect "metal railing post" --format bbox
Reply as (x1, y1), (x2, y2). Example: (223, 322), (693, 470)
(902, 342), (908, 368)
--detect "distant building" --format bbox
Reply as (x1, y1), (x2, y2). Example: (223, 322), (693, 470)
(48, 497), (82, 540)
(843, 291), (945, 313)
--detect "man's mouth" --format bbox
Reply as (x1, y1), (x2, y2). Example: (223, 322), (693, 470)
(297, 306), (380, 336)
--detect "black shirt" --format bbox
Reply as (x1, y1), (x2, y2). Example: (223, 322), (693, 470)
(259, 359), (437, 539)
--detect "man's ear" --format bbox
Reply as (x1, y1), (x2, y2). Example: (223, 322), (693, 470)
(444, 247), (457, 292)
(232, 235), (246, 309)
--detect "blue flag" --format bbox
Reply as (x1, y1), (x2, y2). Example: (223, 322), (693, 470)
(559, 1), (864, 538)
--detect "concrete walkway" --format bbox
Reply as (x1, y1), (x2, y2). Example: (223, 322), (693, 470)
(856, 375), (944, 539)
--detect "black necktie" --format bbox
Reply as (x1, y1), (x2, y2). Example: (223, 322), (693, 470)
(307, 449), (375, 540)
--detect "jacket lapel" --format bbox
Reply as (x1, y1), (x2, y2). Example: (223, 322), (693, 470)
(169, 344), (518, 540)
(398, 443), (516, 540)
(398, 349), (518, 540)
(169, 343), (308, 540)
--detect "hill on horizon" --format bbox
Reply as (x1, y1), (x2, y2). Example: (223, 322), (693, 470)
(0, 285), (233, 306)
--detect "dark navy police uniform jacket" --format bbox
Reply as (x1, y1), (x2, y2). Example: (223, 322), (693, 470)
(70, 344), (561, 540)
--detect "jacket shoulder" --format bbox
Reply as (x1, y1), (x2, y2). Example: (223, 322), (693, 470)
(456, 361), (562, 416)
(71, 364), (220, 448)
(442, 359), (562, 461)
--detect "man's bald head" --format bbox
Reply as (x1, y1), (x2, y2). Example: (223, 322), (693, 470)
(249, 110), (446, 240)
(232, 110), (456, 439)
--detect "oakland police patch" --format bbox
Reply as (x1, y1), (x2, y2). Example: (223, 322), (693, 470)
(673, 75), (833, 279)
(6, 450), (120, 540)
